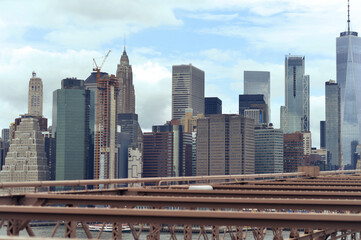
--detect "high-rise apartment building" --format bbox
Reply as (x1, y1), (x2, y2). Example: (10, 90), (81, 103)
(325, 80), (341, 169)
(239, 94), (268, 125)
(336, 6), (361, 167)
(0, 118), (48, 193)
(196, 114), (255, 175)
(283, 132), (305, 172)
(28, 72), (43, 116)
(280, 56), (310, 133)
(116, 48), (135, 114)
(205, 97), (222, 115)
(172, 64), (205, 120)
(94, 74), (119, 180)
(143, 124), (192, 178)
(244, 71), (270, 121)
(254, 125), (283, 174)
(52, 78), (94, 181)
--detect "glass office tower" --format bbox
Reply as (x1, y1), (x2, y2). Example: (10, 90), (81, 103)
(244, 71), (270, 122)
(337, 27), (361, 167)
(325, 80), (341, 169)
(280, 56), (309, 134)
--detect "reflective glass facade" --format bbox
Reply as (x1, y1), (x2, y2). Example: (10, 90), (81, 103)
(325, 81), (341, 169)
(336, 31), (361, 166)
(244, 71), (270, 121)
(281, 56), (309, 133)
(52, 79), (94, 180)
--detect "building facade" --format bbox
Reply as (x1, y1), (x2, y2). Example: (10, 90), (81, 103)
(254, 125), (283, 174)
(0, 118), (48, 193)
(143, 124), (192, 178)
(94, 75), (119, 180)
(196, 114), (255, 176)
(52, 78), (94, 181)
(28, 72), (43, 116)
(172, 64), (205, 120)
(325, 80), (341, 169)
(281, 56), (310, 133)
(239, 94), (268, 124)
(283, 132), (305, 172)
(205, 97), (222, 115)
(320, 121), (326, 149)
(244, 71), (270, 121)
(336, 23), (361, 167)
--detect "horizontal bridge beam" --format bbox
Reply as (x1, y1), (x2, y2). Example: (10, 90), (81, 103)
(0, 205), (360, 229)
(22, 193), (361, 211)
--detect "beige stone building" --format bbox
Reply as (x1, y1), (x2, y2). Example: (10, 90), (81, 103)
(0, 118), (48, 193)
(28, 72), (43, 116)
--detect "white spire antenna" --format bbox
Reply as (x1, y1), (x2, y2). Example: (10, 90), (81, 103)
(347, 0), (351, 33)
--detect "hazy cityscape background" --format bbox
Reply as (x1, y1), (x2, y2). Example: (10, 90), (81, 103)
(1, 1), (361, 148)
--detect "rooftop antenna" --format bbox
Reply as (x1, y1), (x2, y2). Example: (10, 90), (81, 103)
(347, 0), (351, 34)
(124, 33), (126, 52)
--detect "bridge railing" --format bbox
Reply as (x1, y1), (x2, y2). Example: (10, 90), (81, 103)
(0, 171), (307, 194)
(1, 168), (361, 194)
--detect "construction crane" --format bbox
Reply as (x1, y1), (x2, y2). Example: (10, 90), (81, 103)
(93, 50), (111, 80)
(93, 50), (111, 182)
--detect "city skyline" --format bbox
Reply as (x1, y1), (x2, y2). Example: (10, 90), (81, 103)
(0, 1), (360, 148)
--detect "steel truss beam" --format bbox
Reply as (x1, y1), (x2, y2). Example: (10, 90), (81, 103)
(1, 206), (361, 229)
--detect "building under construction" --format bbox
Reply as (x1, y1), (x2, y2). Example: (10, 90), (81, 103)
(94, 74), (119, 180)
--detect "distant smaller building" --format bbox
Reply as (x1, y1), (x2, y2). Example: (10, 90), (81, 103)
(283, 132), (304, 173)
(254, 124), (283, 174)
(239, 94), (268, 124)
(205, 97), (222, 115)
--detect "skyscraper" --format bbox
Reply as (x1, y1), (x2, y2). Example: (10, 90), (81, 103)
(196, 114), (255, 175)
(336, 2), (361, 167)
(325, 80), (341, 169)
(52, 78), (94, 181)
(244, 71), (270, 121)
(280, 55), (310, 133)
(116, 48), (135, 114)
(28, 72), (43, 116)
(94, 74), (119, 180)
(172, 64), (205, 120)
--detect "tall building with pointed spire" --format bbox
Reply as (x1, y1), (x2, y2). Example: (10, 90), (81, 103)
(337, 0), (361, 167)
(116, 48), (135, 114)
(28, 72), (43, 116)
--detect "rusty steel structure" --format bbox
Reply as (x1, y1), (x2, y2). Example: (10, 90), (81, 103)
(1, 167), (361, 239)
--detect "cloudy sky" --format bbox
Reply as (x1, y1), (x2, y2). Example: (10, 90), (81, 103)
(0, 0), (359, 147)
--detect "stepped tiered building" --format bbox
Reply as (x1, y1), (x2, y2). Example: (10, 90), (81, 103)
(0, 118), (48, 193)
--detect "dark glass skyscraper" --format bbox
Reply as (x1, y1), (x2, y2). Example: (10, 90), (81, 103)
(325, 80), (341, 169)
(336, 9), (361, 166)
(205, 97), (222, 115)
(52, 78), (94, 180)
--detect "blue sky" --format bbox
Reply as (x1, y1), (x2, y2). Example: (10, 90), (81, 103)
(0, 0), (360, 147)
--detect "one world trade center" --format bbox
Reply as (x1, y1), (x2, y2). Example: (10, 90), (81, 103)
(336, 0), (361, 167)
